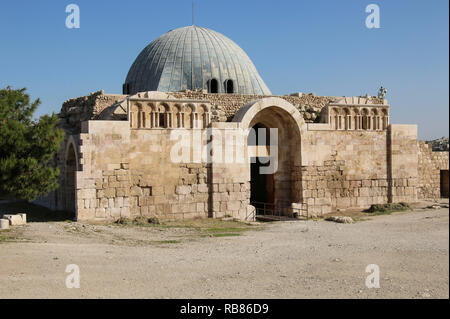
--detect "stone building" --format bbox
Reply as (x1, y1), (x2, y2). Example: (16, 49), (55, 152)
(37, 26), (449, 221)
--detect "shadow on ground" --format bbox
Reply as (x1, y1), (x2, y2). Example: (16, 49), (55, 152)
(0, 200), (74, 222)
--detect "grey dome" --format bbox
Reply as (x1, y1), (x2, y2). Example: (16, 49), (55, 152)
(124, 26), (271, 95)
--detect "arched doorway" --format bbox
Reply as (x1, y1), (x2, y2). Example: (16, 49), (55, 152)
(65, 143), (77, 217)
(235, 98), (305, 216)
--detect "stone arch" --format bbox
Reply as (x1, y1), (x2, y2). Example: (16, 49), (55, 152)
(361, 108), (369, 130)
(154, 103), (169, 128)
(159, 102), (170, 112)
(64, 137), (79, 217)
(173, 104), (183, 128)
(98, 92), (172, 121)
(381, 108), (389, 129)
(371, 108), (379, 130)
(180, 104), (192, 128)
(184, 103), (198, 128)
(162, 103), (172, 128)
(232, 97), (305, 214)
(233, 97), (306, 134)
(146, 102), (156, 128)
(136, 103), (144, 128)
(199, 103), (210, 113)
(343, 108), (351, 130)
(198, 104), (210, 128)
(353, 108), (361, 130)
(330, 108), (339, 129)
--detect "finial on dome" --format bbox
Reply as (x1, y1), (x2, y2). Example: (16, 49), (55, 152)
(192, 1), (195, 26)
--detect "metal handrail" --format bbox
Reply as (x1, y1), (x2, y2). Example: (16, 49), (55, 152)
(250, 201), (309, 220)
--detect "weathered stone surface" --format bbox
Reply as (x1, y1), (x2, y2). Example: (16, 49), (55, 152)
(3, 214), (26, 226)
(418, 141), (449, 199)
(325, 216), (354, 224)
(175, 186), (192, 195)
(0, 219), (9, 229)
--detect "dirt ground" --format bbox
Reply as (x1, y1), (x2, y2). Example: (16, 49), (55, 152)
(0, 201), (448, 299)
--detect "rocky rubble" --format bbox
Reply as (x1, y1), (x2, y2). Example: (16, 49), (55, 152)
(0, 214), (27, 229)
(59, 91), (126, 133)
(171, 90), (338, 123)
(325, 216), (354, 224)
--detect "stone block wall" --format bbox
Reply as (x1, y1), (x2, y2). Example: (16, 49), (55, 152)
(300, 129), (390, 215)
(43, 121), (423, 221)
(72, 120), (420, 221)
(388, 125), (419, 203)
(73, 120), (253, 221)
(75, 121), (131, 220)
(123, 162), (211, 220)
(418, 141), (449, 199)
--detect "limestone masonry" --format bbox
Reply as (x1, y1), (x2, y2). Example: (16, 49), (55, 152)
(36, 25), (449, 221)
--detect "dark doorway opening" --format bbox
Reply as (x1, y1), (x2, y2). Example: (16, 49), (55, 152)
(440, 170), (449, 198)
(250, 157), (274, 207)
(249, 123), (274, 210)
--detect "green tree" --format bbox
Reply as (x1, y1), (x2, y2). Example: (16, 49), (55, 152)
(0, 86), (65, 200)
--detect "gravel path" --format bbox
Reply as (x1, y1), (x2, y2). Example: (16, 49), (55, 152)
(0, 207), (448, 299)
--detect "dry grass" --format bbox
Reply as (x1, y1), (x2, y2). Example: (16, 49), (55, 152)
(0, 228), (25, 244)
(113, 216), (263, 239)
(321, 203), (413, 222)
(364, 202), (411, 214)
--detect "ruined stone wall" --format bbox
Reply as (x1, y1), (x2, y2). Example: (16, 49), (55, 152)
(418, 141), (449, 199)
(59, 91), (127, 134)
(170, 91), (337, 122)
(171, 91), (384, 122)
(59, 90), (336, 131)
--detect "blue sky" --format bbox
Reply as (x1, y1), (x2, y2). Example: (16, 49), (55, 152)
(0, 0), (448, 140)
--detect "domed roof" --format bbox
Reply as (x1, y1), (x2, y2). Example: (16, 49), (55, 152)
(124, 26), (271, 95)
